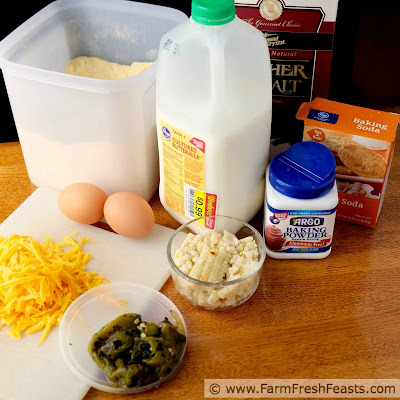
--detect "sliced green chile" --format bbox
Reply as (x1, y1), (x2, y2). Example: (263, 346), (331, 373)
(88, 313), (186, 388)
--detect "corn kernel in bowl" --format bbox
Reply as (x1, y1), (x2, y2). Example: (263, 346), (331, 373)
(171, 229), (262, 310)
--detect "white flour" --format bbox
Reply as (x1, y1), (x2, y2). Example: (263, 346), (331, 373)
(18, 131), (159, 201)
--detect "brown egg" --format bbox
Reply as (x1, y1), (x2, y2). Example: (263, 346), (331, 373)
(58, 183), (107, 224)
(104, 192), (155, 238)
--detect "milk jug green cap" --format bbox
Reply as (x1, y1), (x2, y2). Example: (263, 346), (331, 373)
(191, 0), (235, 25)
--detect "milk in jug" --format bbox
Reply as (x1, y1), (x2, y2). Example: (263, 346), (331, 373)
(156, 0), (272, 229)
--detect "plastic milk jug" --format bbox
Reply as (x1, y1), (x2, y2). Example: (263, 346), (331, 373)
(156, 0), (272, 229)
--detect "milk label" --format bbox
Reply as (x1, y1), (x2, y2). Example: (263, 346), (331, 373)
(160, 120), (218, 229)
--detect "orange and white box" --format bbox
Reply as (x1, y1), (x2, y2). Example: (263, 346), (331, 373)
(297, 97), (399, 228)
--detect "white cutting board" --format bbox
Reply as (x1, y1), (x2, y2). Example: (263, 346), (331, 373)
(0, 187), (174, 400)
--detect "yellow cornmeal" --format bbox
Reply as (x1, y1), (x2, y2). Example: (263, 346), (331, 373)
(66, 56), (152, 80)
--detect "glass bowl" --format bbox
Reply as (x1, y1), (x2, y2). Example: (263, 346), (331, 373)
(167, 215), (266, 310)
(59, 282), (187, 394)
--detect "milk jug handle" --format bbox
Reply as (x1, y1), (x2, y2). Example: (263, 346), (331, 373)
(208, 29), (226, 112)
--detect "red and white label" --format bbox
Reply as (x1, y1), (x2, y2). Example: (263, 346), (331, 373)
(189, 137), (206, 153)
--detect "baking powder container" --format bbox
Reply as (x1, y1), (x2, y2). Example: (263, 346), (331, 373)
(264, 141), (338, 259)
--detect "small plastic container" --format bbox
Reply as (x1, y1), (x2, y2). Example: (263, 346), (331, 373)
(167, 215), (266, 310)
(0, 0), (187, 200)
(59, 282), (187, 394)
(264, 141), (338, 259)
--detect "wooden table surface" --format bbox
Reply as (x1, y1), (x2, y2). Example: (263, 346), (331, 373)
(1, 140), (400, 400)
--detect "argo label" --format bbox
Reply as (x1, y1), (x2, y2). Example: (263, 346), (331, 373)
(160, 120), (217, 229)
(265, 204), (336, 253)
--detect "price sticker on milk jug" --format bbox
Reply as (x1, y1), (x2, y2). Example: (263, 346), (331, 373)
(160, 120), (218, 229)
(184, 184), (218, 229)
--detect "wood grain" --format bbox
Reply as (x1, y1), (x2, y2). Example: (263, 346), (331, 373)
(1, 138), (400, 400)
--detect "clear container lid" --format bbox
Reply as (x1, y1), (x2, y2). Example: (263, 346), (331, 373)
(59, 282), (187, 394)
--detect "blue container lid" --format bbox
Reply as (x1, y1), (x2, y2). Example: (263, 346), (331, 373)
(269, 141), (336, 199)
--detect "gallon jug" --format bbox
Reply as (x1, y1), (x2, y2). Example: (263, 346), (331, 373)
(156, 0), (272, 230)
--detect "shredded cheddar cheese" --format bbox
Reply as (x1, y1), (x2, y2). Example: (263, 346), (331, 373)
(0, 234), (105, 344)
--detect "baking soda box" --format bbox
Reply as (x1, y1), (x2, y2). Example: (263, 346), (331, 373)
(297, 98), (400, 228)
(235, 0), (339, 158)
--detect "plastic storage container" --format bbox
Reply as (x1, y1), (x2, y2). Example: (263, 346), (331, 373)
(156, 0), (272, 229)
(59, 282), (187, 394)
(264, 142), (338, 259)
(0, 0), (187, 200)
